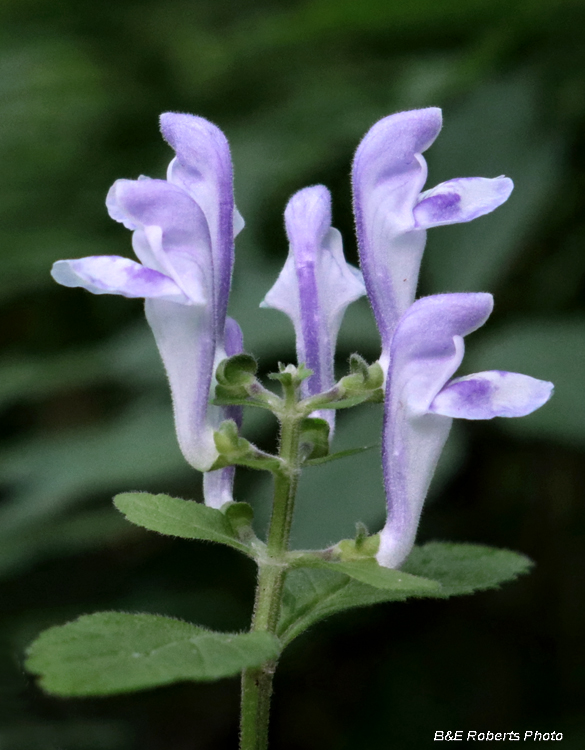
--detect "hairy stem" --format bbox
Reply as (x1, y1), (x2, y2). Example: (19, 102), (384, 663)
(240, 385), (302, 750)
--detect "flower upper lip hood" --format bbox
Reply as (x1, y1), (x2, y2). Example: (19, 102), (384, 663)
(352, 107), (514, 374)
(161, 112), (244, 335)
(51, 112), (244, 507)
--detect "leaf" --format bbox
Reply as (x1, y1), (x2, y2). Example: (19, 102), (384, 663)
(278, 543), (532, 645)
(294, 556), (440, 592)
(304, 445), (375, 466)
(277, 568), (420, 645)
(113, 493), (256, 557)
(26, 612), (281, 696)
(401, 542), (533, 597)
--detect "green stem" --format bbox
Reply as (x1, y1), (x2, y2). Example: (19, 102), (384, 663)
(240, 390), (302, 750)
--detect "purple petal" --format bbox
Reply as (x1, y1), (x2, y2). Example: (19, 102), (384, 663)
(352, 108), (443, 357)
(414, 176), (513, 228)
(261, 185), (365, 433)
(145, 299), (219, 471)
(160, 113), (236, 337)
(51, 256), (190, 304)
(377, 293), (493, 569)
(429, 370), (554, 419)
(106, 178), (212, 306)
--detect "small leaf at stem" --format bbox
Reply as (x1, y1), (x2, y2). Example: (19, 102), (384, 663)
(26, 612), (281, 696)
(303, 444), (375, 466)
(113, 492), (257, 556)
(313, 393), (380, 410)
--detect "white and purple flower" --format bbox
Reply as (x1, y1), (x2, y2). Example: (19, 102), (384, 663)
(352, 108), (514, 375)
(377, 293), (553, 569)
(52, 113), (243, 507)
(261, 185), (365, 434)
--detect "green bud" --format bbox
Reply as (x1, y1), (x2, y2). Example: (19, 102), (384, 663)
(338, 355), (384, 396)
(268, 362), (313, 389)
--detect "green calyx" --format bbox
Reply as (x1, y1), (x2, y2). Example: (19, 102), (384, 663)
(334, 525), (381, 560)
(338, 354), (384, 394)
(212, 420), (281, 472)
(299, 417), (330, 461)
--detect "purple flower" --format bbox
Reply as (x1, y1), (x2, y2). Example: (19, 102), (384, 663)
(51, 113), (243, 507)
(377, 293), (554, 569)
(352, 108), (514, 374)
(261, 185), (366, 433)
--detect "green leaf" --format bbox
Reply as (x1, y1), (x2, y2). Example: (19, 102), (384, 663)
(401, 542), (533, 597)
(294, 557), (440, 592)
(278, 543), (532, 645)
(113, 492), (256, 557)
(26, 613), (281, 696)
(277, 568), (416, 645)
(304, 444), (375, 466)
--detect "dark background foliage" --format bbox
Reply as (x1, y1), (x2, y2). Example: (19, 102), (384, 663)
(1, 0), (584, 747)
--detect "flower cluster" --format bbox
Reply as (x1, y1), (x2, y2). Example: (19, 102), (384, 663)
(52, 108), (553, 568)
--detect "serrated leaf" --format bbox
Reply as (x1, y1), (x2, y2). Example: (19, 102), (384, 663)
(304, 445), (375, 466)
(113, 492), (255, 557)
(277, 568), (411, 645)
(294, 557), (439, 592)
(26, 613), (281, 696)
(278, 543), (532, 645)
(401, 542), (533, 597)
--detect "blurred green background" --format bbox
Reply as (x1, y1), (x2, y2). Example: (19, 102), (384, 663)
(1, 0), (585, 747)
